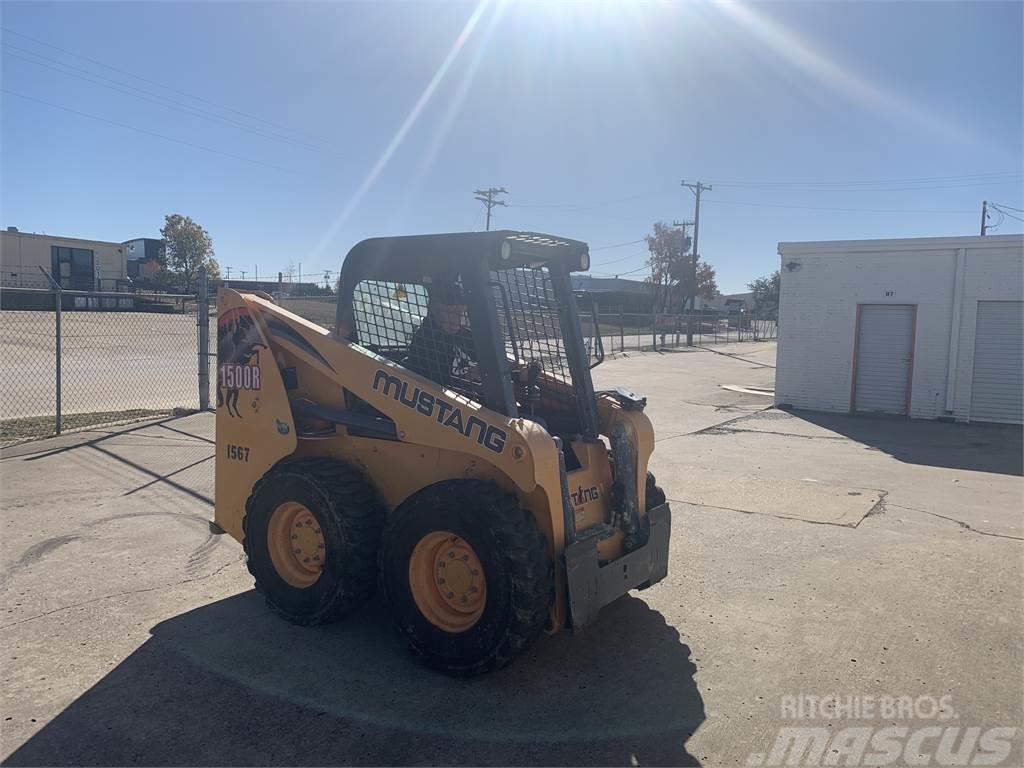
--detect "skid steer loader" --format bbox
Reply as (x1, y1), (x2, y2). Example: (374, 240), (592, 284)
(213, 231), (671, 675)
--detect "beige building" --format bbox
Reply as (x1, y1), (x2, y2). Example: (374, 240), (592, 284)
(1, 227), (127, 291)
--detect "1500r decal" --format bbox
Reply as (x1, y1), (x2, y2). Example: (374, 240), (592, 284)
(372, 369), (507, 454)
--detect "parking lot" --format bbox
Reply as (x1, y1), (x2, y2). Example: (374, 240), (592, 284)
(1, 342), (1021, 766)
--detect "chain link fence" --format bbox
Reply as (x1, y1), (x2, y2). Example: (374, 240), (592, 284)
(1, 286), (208, 445)
(2, 278), (776, 446)
(580, 307), (777, 355)
(275, 291), (778, 354)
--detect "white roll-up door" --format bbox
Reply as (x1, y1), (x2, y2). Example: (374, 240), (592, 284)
(853, 305), (915, 415)
(970, 301), (1023, 424)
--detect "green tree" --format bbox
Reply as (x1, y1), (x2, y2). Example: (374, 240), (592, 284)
(644, 221), (716, 312)
(160, 214), (220, 291)
(748, 270), (781, 316)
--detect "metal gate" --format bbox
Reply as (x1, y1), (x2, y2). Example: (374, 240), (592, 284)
(852, 304), (916, 415)
(970, 300), (1023, 424)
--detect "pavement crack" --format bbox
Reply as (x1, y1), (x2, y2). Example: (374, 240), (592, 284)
(698, 426), (848, 441)
(656, 407), (774, 444)
(0, 554), (245, 631)
(888, 504), (1023, 541)
(695, 345), (777, 369)
(668, 497), (861, 529)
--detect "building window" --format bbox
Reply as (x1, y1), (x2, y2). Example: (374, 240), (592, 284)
(51, 246), (95, 290)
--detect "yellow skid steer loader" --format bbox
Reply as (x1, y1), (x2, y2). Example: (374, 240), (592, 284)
(213, 231), (671, 675)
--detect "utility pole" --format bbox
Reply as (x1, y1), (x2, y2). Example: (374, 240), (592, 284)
(255, 265), (258, 285)
(474, 187), (508, 231)
(240, 270), (247, 280)
(672, 219), (695, 347)
(980, 200), (988, 236)
(225, 266), (232, 279)
(681, 180), (712, 346)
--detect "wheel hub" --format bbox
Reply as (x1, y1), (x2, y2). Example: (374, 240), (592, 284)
(409, 531), (486, 632)
(268, 501), (326, 588)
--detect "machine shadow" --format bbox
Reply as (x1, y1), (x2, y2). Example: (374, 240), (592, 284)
(5, 593), (704, 767)
(791, 409), (1023, 476)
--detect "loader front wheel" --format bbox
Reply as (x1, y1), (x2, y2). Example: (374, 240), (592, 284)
(243, 459), (382, 626)
(381, 480), (553, 676)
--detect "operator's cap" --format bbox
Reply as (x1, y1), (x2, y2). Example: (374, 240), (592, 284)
(428, 281), (465, 306)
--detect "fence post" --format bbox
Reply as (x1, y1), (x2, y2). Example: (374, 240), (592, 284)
(198, 266), (210, 411)
(651, 312), (657, 351)
(54, 285), (62, 435)
(619, 306), (624, 353)
(37, 266), (63, 435)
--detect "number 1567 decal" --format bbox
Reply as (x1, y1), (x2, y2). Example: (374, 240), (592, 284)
(225, 444), (250, 462)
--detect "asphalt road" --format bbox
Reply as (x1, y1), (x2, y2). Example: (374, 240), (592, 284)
(1, 342), (1021, 766)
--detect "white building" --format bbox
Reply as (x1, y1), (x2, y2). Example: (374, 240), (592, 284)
(1, 227), (127, 290)
(775, 235), (1023, 425)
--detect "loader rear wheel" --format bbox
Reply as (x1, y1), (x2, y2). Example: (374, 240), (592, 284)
(380, 480), (553, 676)
(244, 459), (382, 626)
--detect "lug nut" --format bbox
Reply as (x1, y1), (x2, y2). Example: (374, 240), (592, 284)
(447, 592), (454, 599)
(294, 548), (301, 554)
(448, 551), (455, 559)
(462, 555), (469, 562)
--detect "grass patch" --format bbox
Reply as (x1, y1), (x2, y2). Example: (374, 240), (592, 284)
(1, 409), (169, 444)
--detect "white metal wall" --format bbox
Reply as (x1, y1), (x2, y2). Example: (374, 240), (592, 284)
(970, 301), (1023, 424)
(775, 235), (1023, 422)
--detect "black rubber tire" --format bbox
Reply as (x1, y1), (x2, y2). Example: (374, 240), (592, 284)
(380, 480), (553, 676)
(243, 458), (383, 626)
(646, 470), (667, 510)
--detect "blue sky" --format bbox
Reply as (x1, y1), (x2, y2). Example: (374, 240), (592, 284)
(2, 1), (1021, 293)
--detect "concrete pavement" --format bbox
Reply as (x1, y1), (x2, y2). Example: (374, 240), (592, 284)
(1, 343), (1021, 766)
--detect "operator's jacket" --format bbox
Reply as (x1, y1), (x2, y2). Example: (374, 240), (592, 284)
(403, 315), (475, 388)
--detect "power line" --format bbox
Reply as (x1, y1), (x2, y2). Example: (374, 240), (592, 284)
(591, 251), (648, 268)
(990, 204), (1024, 223)
(1, 44), (331, 154)
(3, 89), (294, 172)
(509, 190), (667, 211)
(589, 264), (649, 277)
(590, 238), (646, 251)
(709, 172), (1022, 191)
(0, 25), (323, 143)
(990, 202), (1024, 213)
(704, 199), (976, 214)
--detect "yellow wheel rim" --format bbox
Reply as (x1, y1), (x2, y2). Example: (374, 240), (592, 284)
(268, 501), (326, 588)
(408, 531), (486, 633)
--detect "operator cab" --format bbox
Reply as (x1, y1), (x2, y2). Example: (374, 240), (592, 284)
(336, 231), (602, 440)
